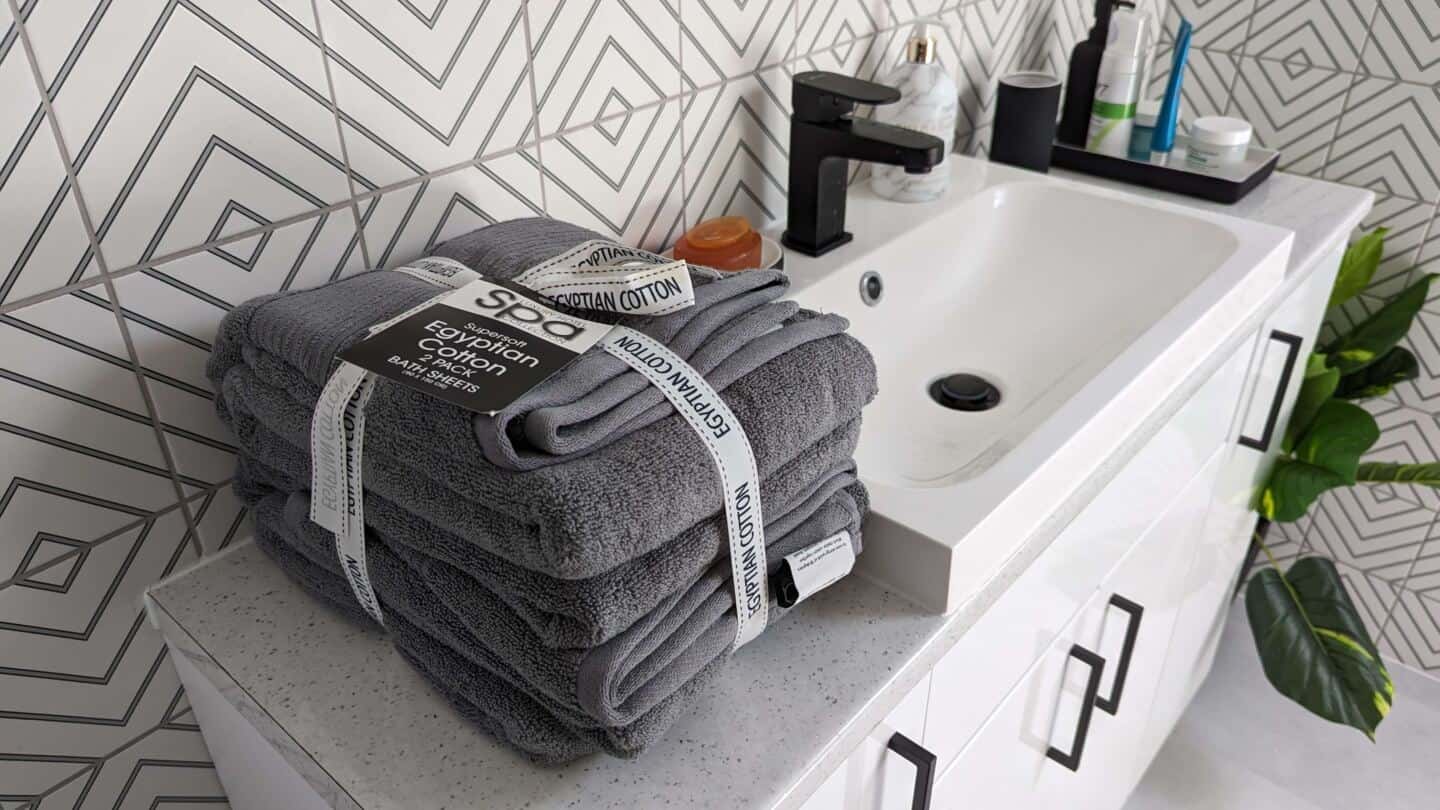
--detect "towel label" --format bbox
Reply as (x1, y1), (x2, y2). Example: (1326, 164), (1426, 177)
(516, 240), (695, 316)
(598, 327), (768, 650)
(775, 531), (854, 609)
(390, 256), (481, 289)
(339, 278), (610, 416)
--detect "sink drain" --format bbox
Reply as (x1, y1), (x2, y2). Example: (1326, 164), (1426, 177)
(929, 373), (1001, 412)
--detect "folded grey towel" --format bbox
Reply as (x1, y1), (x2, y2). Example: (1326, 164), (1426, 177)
(246, 478), (864, 753)
(231, 417), (860, 649)
(248, 525), (724, 763)
(216, 329), (876, 579)
(207, 217), (853, 472)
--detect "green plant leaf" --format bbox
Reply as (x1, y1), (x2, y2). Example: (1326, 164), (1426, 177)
(1246, 556), (1393, 739)
(1324, 274), (1435, 374)
(1260, 458), (1349, 521)
(1335, 346), (1419, 400)
(1292, 399), (1380, 483)
(1328, 228), (1388, 310)
(1283, 354), (1340, 453)
(1356, 462), (1440, 486)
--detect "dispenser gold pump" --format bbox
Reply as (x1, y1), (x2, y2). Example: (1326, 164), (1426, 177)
(903, 25), (938, 64)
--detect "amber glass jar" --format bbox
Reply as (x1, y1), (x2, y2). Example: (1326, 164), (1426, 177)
(673, 215), (763, 271)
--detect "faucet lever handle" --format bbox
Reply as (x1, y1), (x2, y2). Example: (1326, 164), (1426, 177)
(792, 71), (902, 124)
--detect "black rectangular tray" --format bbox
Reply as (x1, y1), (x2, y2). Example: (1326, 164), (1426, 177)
(1051, 137), (1279, 204)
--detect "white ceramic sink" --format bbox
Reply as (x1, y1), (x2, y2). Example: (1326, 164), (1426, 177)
(783, 156), (1292, 613)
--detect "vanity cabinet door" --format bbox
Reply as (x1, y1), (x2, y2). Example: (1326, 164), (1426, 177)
(1143, 246), (1344, 755)
(798, 673), (934, 810)
(933, 451), (1221, 809)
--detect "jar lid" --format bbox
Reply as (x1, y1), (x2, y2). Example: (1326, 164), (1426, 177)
(1191, 116), (1253, 146)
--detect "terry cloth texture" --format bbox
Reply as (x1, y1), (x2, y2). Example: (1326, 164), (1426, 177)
(211, 216), (878, 762)
(214, 323), (876, 580)
(208, 216), (853, 472)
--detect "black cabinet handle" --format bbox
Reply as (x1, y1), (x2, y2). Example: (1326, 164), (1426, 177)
(1095, 595), (1145, 715)
(886, 732), (936, 810)
(1046, 645), (1106, 772)
(1238, 330), (1304, 452)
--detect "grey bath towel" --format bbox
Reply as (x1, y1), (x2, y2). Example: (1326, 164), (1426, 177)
(231, 418), (861, 649)
(245, 478), (865, 758)
(248, 524), (726, 763)
(208, 217), (852, 472)
(216, 327), (876, 580)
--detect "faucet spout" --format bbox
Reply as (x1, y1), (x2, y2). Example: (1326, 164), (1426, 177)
(782, 72), (947, 257)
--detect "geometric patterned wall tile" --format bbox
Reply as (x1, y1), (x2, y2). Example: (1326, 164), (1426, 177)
(40, 726), (225, 810)
(1360, 1), (1440, 87)
(317, 0), (536, 188)
(1380, 588), (1440, 673)
(681, 71), (791, 232)
(0, 510), (196, 760)
(1325, 78), (1440, 204)
(1393, 309), (1440, 412)
(1418, 208), (1440, 293)
(793, 32), (885, 81)
(0, 752), (89, 808)
(1244, 0), (1377, 71)
(23, 0), (353, 271)
(680, 0), (796, 85)
(1367, 403), (1440, 511)
(886, 0), (964, 21)
(357, 150), (546, 269)
(1147, 46), (1240, 130)
(189, 485), (250, 556)
(796, 0), (887, 59)
(526, 0), (683, 138)
(1335, 561), (1401, 646)
(1358, 195), (1436, 299)
(533, 100), (688, 252)
(0, 4), (98, 306)
(1161, 0), (1257, 51)
(1305, 486), (1436, 582)
(1228, 57), (1352, 177)
(954, 0), (1044, 138)
(0, 288), (180, 530)
(109, 208), (369, 488)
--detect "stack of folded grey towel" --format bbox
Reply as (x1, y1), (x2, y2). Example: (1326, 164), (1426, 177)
(208, 217), (878, 763)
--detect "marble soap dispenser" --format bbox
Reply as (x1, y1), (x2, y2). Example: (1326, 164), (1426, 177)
(870, 23), (958, 203)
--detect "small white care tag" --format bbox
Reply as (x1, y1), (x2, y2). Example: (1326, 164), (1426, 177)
(516, 240), (695, 316)
(339, 278), (610, 415)
(598, 326), (768, 649)
(777, 531), (855, 609)
(390, 256), (481, 289)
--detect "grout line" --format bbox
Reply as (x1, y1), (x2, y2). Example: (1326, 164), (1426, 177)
(520, 0), (548, 215)
(675, 0), (690, 235)
(1314, 2), (1384, 178)
(0, 487), (215, 592)
(5, 0), (200, 544)
(309, 0), (374, 271)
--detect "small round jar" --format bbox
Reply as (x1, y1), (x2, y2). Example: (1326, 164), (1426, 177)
(1186, 116), (1252, 172)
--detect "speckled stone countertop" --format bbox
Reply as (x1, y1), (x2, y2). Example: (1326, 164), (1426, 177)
(145, 172), (1372, 810)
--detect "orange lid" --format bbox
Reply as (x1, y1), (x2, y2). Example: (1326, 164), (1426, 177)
(684, 216), (753, 250)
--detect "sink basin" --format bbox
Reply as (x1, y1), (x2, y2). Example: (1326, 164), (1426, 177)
(783, 156), (1292, 613)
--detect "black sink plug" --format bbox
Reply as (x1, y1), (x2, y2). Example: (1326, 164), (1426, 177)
(781, 71), (947, 257)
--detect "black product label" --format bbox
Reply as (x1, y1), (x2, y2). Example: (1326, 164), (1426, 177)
(339, 278), (609, 414)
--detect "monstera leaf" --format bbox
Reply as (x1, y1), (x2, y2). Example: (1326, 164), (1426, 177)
(1356, 462), (1440, 486)
(1247, 557), (1393, 740)
(1335, 346), (1419, 400)
(1292, 399), (1379, 483)
(1328, 227), (1387, 310)
(1283, 353), (1340, 453)
(1261, 458), (1348, 521)
(1324, 274), (1435, 374)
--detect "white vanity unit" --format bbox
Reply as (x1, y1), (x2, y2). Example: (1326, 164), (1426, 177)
(144, 158), (1372, 810)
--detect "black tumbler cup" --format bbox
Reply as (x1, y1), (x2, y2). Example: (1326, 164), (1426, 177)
(990, 72), (1063, 173)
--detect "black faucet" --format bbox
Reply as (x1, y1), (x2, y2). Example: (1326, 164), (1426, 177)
(782, 71), (948, 257)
